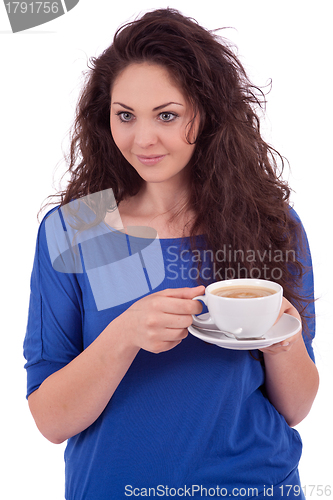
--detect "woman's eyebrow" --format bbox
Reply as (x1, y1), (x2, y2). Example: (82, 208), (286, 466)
(112, 102), (134, 111)
(112, 101), (184, 111)
(153, 102), (184, 111)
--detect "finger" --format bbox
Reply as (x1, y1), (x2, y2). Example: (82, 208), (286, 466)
(163, 313), (196, 330)
(159, 286), (206, 300)
(148, 328), (189, 353)
(152, 338), (185, 354)
(260, 332), (301, 353)
(165, 327), (190, 340)
(274, 297), (302, 326)
(149, 295), (203, 315)
(274, 297), (288, 325)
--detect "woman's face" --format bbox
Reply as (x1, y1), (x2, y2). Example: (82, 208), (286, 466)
(110, 63), (199, 187)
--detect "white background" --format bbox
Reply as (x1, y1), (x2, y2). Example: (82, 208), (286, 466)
(1, 1), (332, 499)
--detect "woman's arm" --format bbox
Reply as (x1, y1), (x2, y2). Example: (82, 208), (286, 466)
(28, 315), (139, 444)
(260, 298), (319, 427)
(28, 286), (204, 444)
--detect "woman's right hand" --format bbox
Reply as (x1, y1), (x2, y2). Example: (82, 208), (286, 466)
(28, 285), (204, 444)
(121, 286), (205, 353)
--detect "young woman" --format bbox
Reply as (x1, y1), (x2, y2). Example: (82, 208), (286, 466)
(24, 8), (319, 499)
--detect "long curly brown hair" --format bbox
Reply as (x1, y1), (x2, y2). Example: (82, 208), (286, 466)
(51, 8), (312, 329)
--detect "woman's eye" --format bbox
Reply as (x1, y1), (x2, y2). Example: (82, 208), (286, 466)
(117, 112), (134, 122)
(159, 112), (177, 122)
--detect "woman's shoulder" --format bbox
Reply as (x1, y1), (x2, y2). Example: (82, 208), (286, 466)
(37, 205), (62, 237)
(37, 204), (84, 274)
(288, 205), (302, 224)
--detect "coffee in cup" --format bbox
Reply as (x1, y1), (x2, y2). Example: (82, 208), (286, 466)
(211, 285), (276, 299)
(192, 278), (282, 339)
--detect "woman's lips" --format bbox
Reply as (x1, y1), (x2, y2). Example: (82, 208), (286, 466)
(136, 154), (166, 166)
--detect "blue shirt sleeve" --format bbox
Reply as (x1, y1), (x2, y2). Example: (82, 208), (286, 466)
(289, 207), (316, 362)
(23, 209), (83, 398)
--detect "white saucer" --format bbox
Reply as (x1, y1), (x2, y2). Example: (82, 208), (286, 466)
(188, 313), (301, 350)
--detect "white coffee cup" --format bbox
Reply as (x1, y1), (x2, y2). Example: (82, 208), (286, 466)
(192, 278), (283, 339)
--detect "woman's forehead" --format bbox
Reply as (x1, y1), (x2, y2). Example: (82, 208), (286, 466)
(111, 63), (186, 104)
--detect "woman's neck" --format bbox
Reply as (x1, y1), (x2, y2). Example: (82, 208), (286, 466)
(138, 182), (190, 216)
(115, 181), (194, 238)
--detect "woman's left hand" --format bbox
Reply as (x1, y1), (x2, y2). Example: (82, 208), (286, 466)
(259, 297), (302, 355)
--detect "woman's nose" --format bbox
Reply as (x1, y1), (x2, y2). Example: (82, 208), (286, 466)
(134, 121), (158, 149)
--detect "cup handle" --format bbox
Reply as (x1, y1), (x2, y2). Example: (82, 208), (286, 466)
(192, 295), (214, 326)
